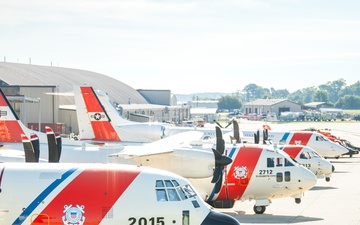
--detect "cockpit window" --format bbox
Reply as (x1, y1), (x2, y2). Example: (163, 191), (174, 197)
(156, 180), (197, 202)
(284, 158), (294, 166)
(315, 136), (326, 141)
(165, 180), (174, 187)
(156, 180), (165, 187)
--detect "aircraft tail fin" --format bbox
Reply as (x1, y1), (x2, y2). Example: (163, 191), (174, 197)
(0, 88), (26, 143)
(74, 85), (121, 142)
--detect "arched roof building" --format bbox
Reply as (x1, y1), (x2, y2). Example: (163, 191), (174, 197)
(0, 62), (148, 105)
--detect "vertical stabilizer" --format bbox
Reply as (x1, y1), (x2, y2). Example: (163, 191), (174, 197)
(0, 88), (25, 142)
(74, 85), (121, 142)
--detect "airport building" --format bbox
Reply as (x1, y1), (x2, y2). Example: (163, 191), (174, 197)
(0, 62), (190, 135)
(244, 99), (302, 116)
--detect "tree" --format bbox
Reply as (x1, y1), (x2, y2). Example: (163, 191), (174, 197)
(242, 84), (269, 102)
(312, 90), (330, 102)
(318, 78), (346, 103)
(217, 95), (242, 112)
(335, 95), (360, 109)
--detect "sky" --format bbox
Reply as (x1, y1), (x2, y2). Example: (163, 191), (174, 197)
(1, 0), (360, 94)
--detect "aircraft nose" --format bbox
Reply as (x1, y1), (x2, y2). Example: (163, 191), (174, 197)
(302, 167), (317, 190)
(201, 210), (240, 225)
(323, 160), (335, 174)
(334, 143), (349, 155)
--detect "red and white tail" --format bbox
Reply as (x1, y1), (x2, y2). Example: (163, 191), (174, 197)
(0, 88), (26, 143)
(74, 86), (121, 142)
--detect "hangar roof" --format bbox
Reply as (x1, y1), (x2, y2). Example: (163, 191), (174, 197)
(0, 62), (148, 105)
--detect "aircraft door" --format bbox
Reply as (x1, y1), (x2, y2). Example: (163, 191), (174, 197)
(182, 210), (189, 225)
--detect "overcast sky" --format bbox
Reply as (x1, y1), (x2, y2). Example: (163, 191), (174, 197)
(1, 0), (360, 94)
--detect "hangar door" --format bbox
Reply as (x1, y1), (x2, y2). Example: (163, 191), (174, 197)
(278, 107), (290, 115)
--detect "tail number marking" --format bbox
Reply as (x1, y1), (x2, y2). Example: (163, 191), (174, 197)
(129, 217), (165, 225)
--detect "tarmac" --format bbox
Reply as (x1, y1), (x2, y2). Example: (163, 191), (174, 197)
(214, 120), (360, 225)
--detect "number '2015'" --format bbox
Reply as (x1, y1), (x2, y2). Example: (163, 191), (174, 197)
(129, 217), (165, 225)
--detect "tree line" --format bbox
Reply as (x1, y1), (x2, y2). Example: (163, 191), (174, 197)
(217, 79), (360, 111)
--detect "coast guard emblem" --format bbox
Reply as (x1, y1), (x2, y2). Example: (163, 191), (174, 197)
(62, 204), (85, 225)
(234, 166), (248, 179)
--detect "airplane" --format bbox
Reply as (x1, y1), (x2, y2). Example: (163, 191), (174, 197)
(113, 126), (318, 214)
(241, 127), (349, 158)
(73, 85), (232, 144)
(302, 127), (359, 157)
(251, 129), (335, 182)
(0, 163), (240, 225)
(278, 145), (334, 182)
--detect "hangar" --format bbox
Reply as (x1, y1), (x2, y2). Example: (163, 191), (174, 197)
(0, 62), (189, 134)
(244, 99), (302, 117)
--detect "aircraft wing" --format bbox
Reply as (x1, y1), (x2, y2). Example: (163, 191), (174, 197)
(111, 131), (205, 158)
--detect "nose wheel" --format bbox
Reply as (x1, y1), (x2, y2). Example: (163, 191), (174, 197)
(253, 205), (266, 214)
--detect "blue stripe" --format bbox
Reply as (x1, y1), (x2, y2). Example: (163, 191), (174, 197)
(280, 132), (290, 143)
(12, 168), (77, 225)
(228, 147), (236, 159)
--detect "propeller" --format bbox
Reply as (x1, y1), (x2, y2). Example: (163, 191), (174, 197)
(211, 126), (233, 194)
(45, 126), (62, 163)
(22, 133), (40, 162)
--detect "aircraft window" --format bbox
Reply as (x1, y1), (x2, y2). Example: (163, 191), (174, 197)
(177, 187), (187, 200)
(315, 136), (326, 141)
(156, 189), (168, 201)
(313, 151), (321, 158)
(267, 158), (275, 167)
(285, 171), (291, 182)
(165, 180), (174, 187)
(191, 200), (200, 208)
(276, 158), (283, 167)
(306, 152), (312, 159)
(182, 185), (197, 198)
(156, 180), (197, 202)
(300, 152), (307, 159)
(285, 158), (295, 167)
(168, 189), (181, 201)
(156, 180), (164, 187)
(172, 180), (180, 187)
(276, 173), (283, 182)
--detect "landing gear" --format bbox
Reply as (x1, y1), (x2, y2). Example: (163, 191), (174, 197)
(326, 177), (330, 182)
(253, 205), (266, 214)
(295, 198), (301, 204)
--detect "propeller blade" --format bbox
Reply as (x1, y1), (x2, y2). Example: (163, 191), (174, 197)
(211, 165), (222, 183)
(213, 120), (223, 128)
(213, 172), (223, 194)
(215, 126), (225, 154)
(232, 120), (241, 143)
(263, 129), (269, 144)
(254, 130), (260, 144)
(224, 119), (233, 128)
(22, 134), (39, 162)
(46, 126), (61, 163)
